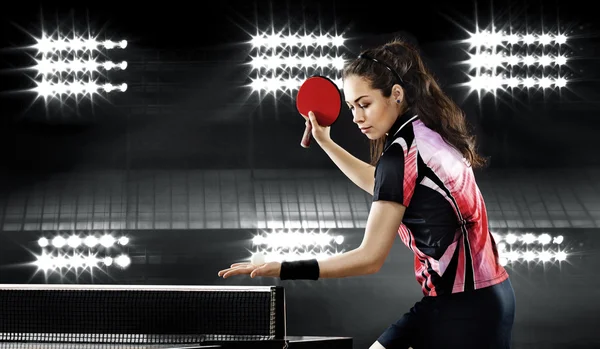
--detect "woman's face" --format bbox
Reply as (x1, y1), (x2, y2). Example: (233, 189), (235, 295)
(342, 75), (403, 140)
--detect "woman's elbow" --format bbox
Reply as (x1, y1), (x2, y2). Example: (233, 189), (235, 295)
(356, 247), (386, 275)
(365, 257), (385, 275)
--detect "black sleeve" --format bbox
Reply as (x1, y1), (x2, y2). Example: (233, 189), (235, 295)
(373, 142), (416, 207)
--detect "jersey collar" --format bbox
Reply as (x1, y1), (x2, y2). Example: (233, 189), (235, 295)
(386, 109), (419, 138)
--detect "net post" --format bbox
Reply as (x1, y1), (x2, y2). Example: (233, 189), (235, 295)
(272, 286), (286, 340)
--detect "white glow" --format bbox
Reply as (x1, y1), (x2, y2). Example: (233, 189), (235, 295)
(34, 35), (127, 54)
(67, 235), (81, 248)
(467, 53), (568, 70)
(38, 237), (49, 248)
(467, 74), (568, 92)
(467, 31), (568, 48)
(250, 55), (346, 71)
(505, 233), (518, 244)
(34, 57), (128, 76)
(51, 236), (66, 248)
(34, 78), (127, 98)
(115, 255), (131, 268)
(40, 232), (130, 250)
(538, 233), (552, 245)
(100, 234), (116, 248)
(84, 236), (98, 248)
(250, 34), (345, 48)
(253, 230), (345, 249)
(495, 232), (565, 245)
(249, 77), (342, 92)
(33, 251), (128, 272)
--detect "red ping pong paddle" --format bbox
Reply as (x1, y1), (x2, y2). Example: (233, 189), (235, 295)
(295, 76), (342, 148)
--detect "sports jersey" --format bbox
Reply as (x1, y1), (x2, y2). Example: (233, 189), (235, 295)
(373, 110), (508, 296)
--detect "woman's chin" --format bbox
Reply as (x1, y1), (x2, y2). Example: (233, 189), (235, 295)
(364, 132), (381, 140)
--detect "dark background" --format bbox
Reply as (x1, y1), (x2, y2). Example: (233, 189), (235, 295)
(0, 0), (598, 175)
(0, 0), (599, 348)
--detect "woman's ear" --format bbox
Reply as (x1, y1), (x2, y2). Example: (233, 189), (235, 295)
(392, 84), (404, 103)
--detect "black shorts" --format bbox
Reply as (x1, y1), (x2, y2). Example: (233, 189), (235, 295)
(377, 278), (516, 349)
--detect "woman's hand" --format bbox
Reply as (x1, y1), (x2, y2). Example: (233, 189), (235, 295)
(302, 111), (332, 145)
(218, 261), (282, 279)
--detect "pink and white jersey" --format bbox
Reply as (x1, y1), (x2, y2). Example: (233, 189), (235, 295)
(373, 111), (508, 296)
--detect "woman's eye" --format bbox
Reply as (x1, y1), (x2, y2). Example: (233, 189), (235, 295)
(347, 104), (368, 110)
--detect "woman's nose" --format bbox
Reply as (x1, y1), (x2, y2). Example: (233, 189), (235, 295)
(352, 110), (364, 124)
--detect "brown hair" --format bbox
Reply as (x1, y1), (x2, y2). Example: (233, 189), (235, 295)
(342, 39), (487, 168)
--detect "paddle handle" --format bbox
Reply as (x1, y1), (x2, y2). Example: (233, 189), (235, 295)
(300, 122), (312, 148)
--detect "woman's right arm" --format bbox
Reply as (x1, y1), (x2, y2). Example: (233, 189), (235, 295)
(305, 111), (375, 195)
(319, 140), (375, 196)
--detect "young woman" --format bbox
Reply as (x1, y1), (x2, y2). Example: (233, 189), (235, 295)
(219, 39), (515, 349)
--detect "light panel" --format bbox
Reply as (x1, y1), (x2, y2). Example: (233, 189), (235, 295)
(462, 28), (571, 96)
(33, 231), (131, 275)
(492, 232), (569, 267)
(250, 229), (345, 263)
(29, 33), (128, 100)
(247, 31), (346, 94)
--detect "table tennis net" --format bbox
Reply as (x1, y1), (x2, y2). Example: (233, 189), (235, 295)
(0, 285), (285, 344)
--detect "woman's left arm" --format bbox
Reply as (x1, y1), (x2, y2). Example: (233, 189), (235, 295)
(218, 200), (405, 280)
(317, 200), (406, 278)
